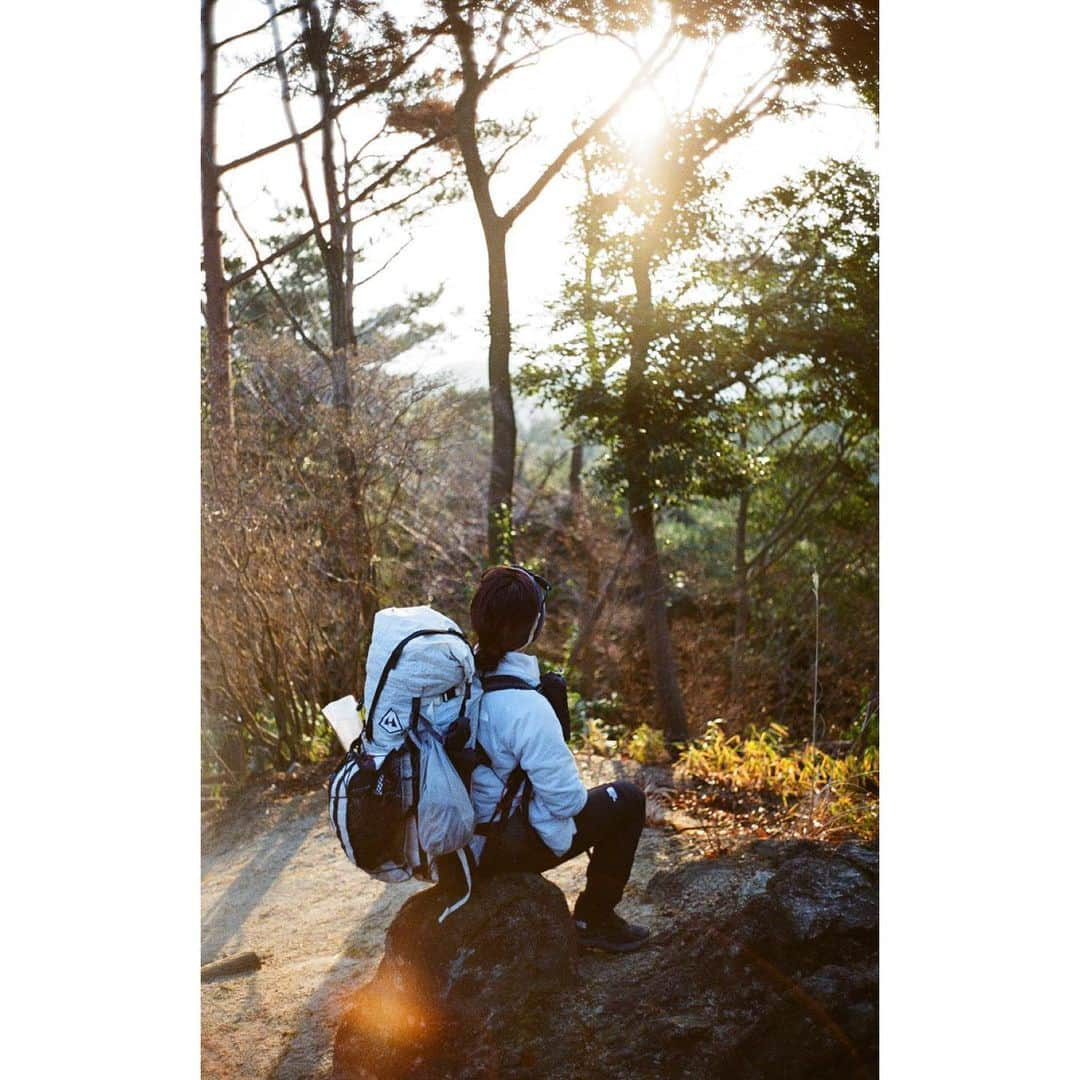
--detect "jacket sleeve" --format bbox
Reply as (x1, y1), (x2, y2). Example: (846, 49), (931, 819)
(515, 699), (588, 820)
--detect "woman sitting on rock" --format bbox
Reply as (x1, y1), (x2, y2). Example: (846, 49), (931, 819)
(465, 564), (650, 953)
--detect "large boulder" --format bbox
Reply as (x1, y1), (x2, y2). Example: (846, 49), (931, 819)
(593, 839), (879, 1079)
(332, 872), (582, 1079)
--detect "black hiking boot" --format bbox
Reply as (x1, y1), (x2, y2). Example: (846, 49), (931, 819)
(574, 911), (651, 953)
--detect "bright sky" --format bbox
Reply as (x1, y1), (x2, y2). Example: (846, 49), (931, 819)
(214, 0), (878, 391)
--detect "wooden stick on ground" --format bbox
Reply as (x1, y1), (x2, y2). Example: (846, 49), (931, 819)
(201, 951), (262, 981)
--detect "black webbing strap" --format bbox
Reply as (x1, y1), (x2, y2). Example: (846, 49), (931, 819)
(480, 674), (537, 693)
(475, 765), (528, 837)
(364, 628), (470, 741)
(472, 672), (536, 837)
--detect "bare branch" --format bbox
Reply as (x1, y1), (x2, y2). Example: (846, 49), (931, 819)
(219, 17), (449, 175)
(761, 416), (809, 450)
(481, 0), (525, 81)
(353, 240), (411, 290)
(216, 36), (301, 100)
(227, 134), (440, 289)
(389, 510), (484, 573)
(517, 448), (571, 520)
(266, 0), (329, 258)
(502, 25), (679, 229)
(747, 423), (867, 576)
(486, 30), (586, 84)
(700, 69), (783, 158)
(345, 119), (391, 168)
(221, 184), (332, 364)
(753, 485), (852, 580)
(486, 121), (533, 178)
(214, 3), (301, 51)
(355, 161), (453, 222)
(567, 531), (635, 671)
(687, 40), (720, 113)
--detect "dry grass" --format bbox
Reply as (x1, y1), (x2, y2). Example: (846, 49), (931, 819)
(672, 720), (878, 850)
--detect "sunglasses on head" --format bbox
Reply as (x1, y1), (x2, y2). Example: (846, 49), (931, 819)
(510, 564), (551, 598)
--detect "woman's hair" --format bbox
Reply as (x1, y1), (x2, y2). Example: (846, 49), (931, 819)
(470, 565), (545, 673)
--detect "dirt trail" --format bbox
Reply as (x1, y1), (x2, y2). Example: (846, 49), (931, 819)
(201, 756), (701, 1080)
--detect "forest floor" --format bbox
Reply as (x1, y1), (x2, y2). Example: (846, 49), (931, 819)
(200, 753), (807, 1079)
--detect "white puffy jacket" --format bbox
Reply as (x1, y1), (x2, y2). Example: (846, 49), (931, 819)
(468, 651), (588, 861)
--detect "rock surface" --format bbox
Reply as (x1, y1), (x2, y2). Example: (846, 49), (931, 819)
(332, 873), (582, 1079)
(606, 839), (879, 1079)
(333, 840), (878, 1080)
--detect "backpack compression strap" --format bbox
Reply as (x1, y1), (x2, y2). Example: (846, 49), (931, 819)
(365, 628), (471, 741)
(436, 847), (477, 925)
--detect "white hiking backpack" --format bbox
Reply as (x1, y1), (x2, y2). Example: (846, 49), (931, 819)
(327, 606), (480, 922)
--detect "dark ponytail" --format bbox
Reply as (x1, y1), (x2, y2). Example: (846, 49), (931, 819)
(474, 640), (505, 674)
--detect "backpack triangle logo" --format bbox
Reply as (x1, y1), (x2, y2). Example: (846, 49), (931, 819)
(378, 708), (403, 735)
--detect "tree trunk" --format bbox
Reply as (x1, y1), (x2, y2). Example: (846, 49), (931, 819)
(730, 487), (751, 694)
(460, 85), (515, 564)
(569, 443), (583, 502)
(623, 248), (688, 743)
(446, 22), (517, 564)
(303, 0), (355, 386)
(201, 0), (234, 464)
(485, 226), (516, 562)
(577, 549), (599, 699)
(571, 162), (598, 692)
(303, 0), (377, 682)
(441, 3), (667, 564)
(569, 444), (596, 697)
(627, 481), (688, 742)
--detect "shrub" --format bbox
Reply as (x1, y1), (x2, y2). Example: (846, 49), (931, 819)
(574, 717), (621, 757)
(676, 719), (878, 841)
(622, 723), (671, 765)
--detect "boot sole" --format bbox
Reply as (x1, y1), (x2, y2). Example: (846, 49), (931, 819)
(576, 933), (650, 954)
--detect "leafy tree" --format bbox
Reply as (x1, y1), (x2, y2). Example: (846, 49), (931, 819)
(522, 103), (876, 743)
(672, 1), (878, 108)
(720, 162), (878, 697)
(204, 0), (446, 464)
(521, 118), (759, 740)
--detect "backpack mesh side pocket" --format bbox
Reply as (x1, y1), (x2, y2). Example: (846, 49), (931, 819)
(328, 746), (415, 881)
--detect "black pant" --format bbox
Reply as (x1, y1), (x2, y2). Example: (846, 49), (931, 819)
(478, 780), (646, 921)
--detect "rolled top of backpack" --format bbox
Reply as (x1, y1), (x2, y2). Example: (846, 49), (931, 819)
(362, 606), (476, 754)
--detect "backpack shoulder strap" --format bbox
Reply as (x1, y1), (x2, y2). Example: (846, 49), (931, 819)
(474, 673), (538, 836)
(479, 674), (537, 693)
